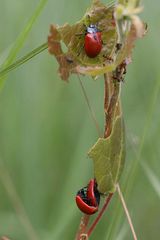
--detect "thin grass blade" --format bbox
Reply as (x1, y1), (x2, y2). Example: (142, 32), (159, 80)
(0, 0), (48, 89)
(141, 162), (160, 199)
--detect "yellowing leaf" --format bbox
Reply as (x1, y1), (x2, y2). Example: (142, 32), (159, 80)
(88, 115), (125, 194)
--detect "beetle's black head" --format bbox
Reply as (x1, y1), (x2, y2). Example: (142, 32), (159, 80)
(87, 24), (99, 34)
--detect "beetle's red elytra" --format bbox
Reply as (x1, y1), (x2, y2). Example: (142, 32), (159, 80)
(84, 24), (102, 58)
(75, 179), (100, 215)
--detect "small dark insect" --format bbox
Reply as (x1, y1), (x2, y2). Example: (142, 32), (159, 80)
(115, 43), (122, 53)
(112, 60), (127, 82)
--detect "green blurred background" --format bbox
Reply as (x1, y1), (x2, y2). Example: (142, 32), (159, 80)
(0, 0), (160, 239)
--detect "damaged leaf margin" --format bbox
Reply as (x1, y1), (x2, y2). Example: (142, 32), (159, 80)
(48, 0), (146, 81)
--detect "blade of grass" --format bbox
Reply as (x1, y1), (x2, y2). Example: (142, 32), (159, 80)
(0, 45), (13, 65)
(116, 223), (128, 240)
(0, 43), (48, 78)
(0, 0), (48, 89)
(116, 184), (137, 240)
(125, 75), (160, 195)
(141, 162), (160, 199)
(127, 133), (160, 200)
(0, 159), (39, 240)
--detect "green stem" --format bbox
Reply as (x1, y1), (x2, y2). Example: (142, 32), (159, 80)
(0, 42), (48, 78)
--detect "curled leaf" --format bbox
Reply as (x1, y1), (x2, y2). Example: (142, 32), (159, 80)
(48, 0), (146, 81)
(48, 0), (117, 80)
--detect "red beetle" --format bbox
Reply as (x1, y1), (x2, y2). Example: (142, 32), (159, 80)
(84, 24), (102, 58)
(75, 179), (100, 215)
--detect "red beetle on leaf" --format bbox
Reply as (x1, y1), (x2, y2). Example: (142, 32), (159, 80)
(75, 179), (100, 215)
(84, 24), (102, 58)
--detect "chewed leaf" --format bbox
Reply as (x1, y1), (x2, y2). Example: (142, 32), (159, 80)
(48, 0), (117, 80)
(65, 2), (117, 66)
(48, 0), (146, 80)
(88, 115), (125, 194)
(48, 25), (78, 81)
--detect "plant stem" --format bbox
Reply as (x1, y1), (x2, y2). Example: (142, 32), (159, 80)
(0, 42), (48, 77)
(104, 73), (138, 240)
(116, 184), (138, 240)
(75, 76), (101, 240)
(76, 74), (116, 239)
(75, 215), (90, 240)
(77, 73), (137, 239)
(104, 73), (111, 126)
(104, 75), (120, 138)
(87, 193), (114, 238)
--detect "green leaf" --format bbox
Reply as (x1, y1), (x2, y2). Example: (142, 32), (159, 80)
(88, 115), (125, 194)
